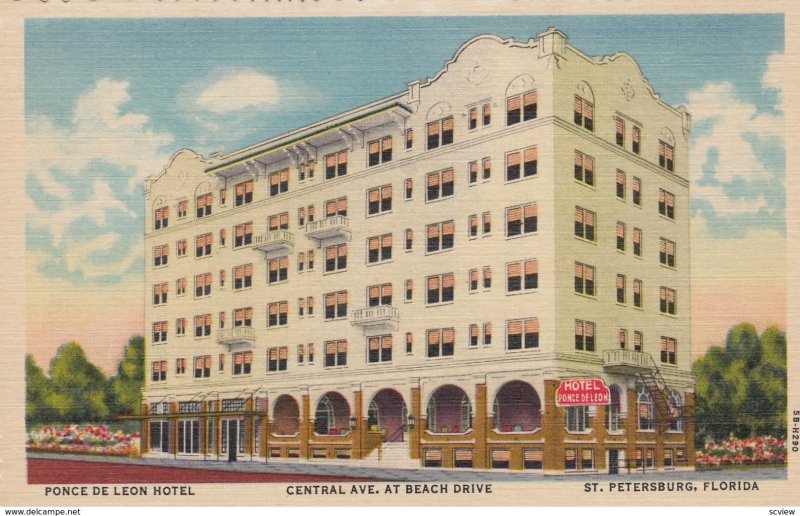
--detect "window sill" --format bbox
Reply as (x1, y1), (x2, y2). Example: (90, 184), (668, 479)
(366, 259), (393, 267)
(616, 249), (626, 254)
(268, 280), (289, 286)
(366, 211), (393, 219)
(564, 429), (592, 435)
(233, 286), (253, 293)
(425, 301), (455, 308)
(574, 292), (597, 300)
(425, 354), (455, 360)
(659, 263), (677, 271)
(615, 302), (627, 307)
(425, 247), (454, 256)
(322, 269), (348, 276)
(177, 255), (188, 259)
(267, 325), (289, 330)
(658, 214), (676, 223)
(504, 174), (538, 186)
(195, 254), (213, 260)
(574, 236), (597, 245)
(505, 347), (540, 354)
(574, 180), (596, 190)
(607, 430), (624, 436)
(151, 342), (167, 347)
(505, 232), (537, 241)
(424, 195), (454, 205)
(323, 317), (347, 323)
(176, 334), (186, 338)
(659, 312), (678, 319)
(506, 289), (538, 296)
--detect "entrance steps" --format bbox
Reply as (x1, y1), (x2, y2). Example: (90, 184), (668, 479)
(362, 440), (418, 469)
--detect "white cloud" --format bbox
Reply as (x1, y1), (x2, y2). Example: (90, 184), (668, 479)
(762, 52), (786, 112)
(195, 69), (280, 114)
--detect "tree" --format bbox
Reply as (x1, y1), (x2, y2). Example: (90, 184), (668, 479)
(109, 336), (145, 416)
(693, 323), (786, 444)
(47, 341), (110, 422)
(25, 354), (57, 425)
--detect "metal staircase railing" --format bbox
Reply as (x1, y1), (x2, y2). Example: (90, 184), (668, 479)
(637, 355), (693, 431)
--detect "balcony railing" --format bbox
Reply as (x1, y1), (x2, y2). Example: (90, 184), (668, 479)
(217, 327), (256, 349)
(252, 230), (294, 254)
(305, 215), (351, 242)
(349, 305), (400, 330)
(603, 349), (654, 374)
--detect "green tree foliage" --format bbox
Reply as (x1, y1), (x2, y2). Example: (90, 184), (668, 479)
(693, 323), (787, 444)
(109, 336), (145, 416)
(25, 354), (58, 425)
(47, 341), (110, 422)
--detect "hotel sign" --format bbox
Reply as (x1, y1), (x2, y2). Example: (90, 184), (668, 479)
(555, 378), (610, 406)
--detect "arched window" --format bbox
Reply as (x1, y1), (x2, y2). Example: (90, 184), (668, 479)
(315, 396), (334, 435)
(460, 396), (472, 431)
(637, 383), (654, 431)
(668, 391), (682, 432)
(367, 400), (380, 429)
(426, 397), (436, 431)
(426, 385), (471, 433)
(606, 384), (622, 432)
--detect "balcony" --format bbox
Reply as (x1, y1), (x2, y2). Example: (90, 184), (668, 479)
(305, 215), (351, 243)
(217, 327), (256, 351)
(252, 230), (294, 254)
(349, 305), (400, 332)
(603, 349), (654, 374)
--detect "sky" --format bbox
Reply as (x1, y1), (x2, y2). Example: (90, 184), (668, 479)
(24, 15), (786, 375)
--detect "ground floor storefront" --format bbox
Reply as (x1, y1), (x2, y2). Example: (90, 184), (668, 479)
(141, 378), (695, 473)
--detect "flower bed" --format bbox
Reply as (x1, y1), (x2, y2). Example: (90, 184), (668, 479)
(696, 436), (786, 467)
(27, 424), (140, 457)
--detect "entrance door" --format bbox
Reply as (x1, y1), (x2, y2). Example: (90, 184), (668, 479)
(225, 420), (238, 462)
(608, 450), (619, 474)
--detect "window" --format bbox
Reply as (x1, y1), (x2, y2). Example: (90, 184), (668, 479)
(659, 238), (676, 267)
(269, 168), (289, 196)
(153, 282), (168, 305)
(176, 318), (186, 336)
(616, 274), (626, 304)
(151, 360), (167, 382)
(267, 301), (289, 327)
(659, 189), (675, 219)
(637, 384), (654, 431)
(483, 323), (492, 345)
(234, 222), (253, 247)
(195, 233), (212, 257)
(619, 329), (628, 349)
(482, 158), (491, 180)
(298, 252), (305, 272)
(219, 188), (227, 206)
(468, 161), (478, 184)
(176, 239), (187, 257)
(632, 177), (641, 206)
(581, 449), (595, 470)
(668, 392), (683, 432)
(468, 269), (478, 292)
(196, 193), (212, 218)
(307, 296), (314, 316)
(574, 262), (595, 296)
(219, 269), (226, 288)
(616, 222), (625, 252)
(235, 180), (253, 206)
(659, 287), (677, 315)
(154, 206), (169, 230)
(153, 245), (169, 267)
(426, 273), (454, 304)
(405, 128), (413, 149)
(574, 151), (594, 186)
(233, 307), (253, 327)
(468, 107), (478, 130)
(505, 147), (537, 181)
(324, 340), (347, 367)
(219, 228), (226, 247)
(194, 314), (211, 337)
(177, 200), (188, 218)
(152, 321), (168, 344)
(425, 169), (454, 201)
(633, 228), (642, 256)
(404, 178), (413, 199)
(367, 234), (392, 263)
(219, 311), (226, 329)
(324, 244), (347, 273)
(506, 203), (537, 237)
(507, 318), (539, 350)
(233, 351), (252, 375)
(633, 279), (642, 308)
(616, 170), (626, 199)
(483, 266), (492, 289)
(324, 197), (347, 218)
(482, 103), (491, 126)
(566, 407), (588, 432)
(574, 207), (596, 241)
(368, 283), (392, 307)
(194, 355), (211, 378)
(426, 328), (455, 357)
(268, 347), (288, 372)
(297, 344), (306, 364)
(324, 291), (348, 320)
(175, 278), (186, 296)
(634, 331), (643, 352)
(479, 212), (490, 236)
(426, 116), (454, 150)
(194, 272), (212, 298)
(175, 358), (186, 375)
(404, 229), (413, 251)
(507, 259), (538, 292)
(426, 221), (454, 253)
(367, 185), (392, 215)
(268, 212), (289, 231)
(298, 161), (315, 181)
(405, 332), (413, 354)
(268, 256), (289, 284)
(219, 354), (225, 371)
(573, 95), (593, 130)
(469, 324), (479, 346)
(506, 90), (537, 125)
(659, 140), (675, 172)
(405, 280), (413, 302)
(368, 137), (393, 166)
(632, 126), (641, 154)
(661, 336), (677, 365)
(367, 335), (393, 363)
(574, 320), (595, 351)
(298, 207), (306, 228)
(615, 117), (625, 146)
(468, 214), (478, 238)
(324, 150), (348, 179)
(307, 250), (315, 270)
(233, 264), (253, 289)
(298, 297), (305, 317)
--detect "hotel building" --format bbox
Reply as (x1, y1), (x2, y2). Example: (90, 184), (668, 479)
(141, 29), (694, 473)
